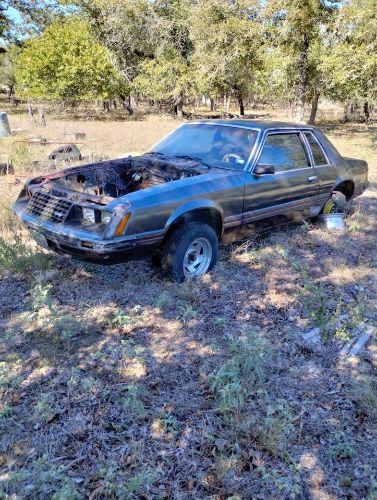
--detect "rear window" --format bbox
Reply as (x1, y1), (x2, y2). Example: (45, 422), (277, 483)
(304, 132), (328, 166)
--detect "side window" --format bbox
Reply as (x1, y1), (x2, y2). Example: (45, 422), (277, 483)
(257, 133), (310, 172)
(304, 132), (328, 166)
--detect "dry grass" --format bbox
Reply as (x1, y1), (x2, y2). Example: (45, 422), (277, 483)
(0, 106), (376, 498)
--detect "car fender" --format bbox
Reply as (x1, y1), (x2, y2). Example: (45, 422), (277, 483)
(164, 199), (224, 233)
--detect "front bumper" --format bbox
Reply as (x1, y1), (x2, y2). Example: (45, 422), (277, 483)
(13, 200), (163, 264)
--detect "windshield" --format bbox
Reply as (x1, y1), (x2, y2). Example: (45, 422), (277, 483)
(149, 123), (258, 170)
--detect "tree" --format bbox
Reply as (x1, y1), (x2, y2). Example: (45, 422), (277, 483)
(0, 0), (62, 40)
(264, 0), (338, 123)
(133, 55), (193, 117)
(190, 0), (263, 116)
(62, 0), (158, 84)
(132, 0), (195, 116)
(321, 0), (377, 122)
(15, 18), (126, 100)
(0, 45), (19, 99)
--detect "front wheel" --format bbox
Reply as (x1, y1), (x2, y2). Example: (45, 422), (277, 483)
(161, 222), (218, 282)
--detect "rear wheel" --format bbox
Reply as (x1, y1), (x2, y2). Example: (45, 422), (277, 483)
(161, 222), (218, 282)
(322, 192), (350, 215)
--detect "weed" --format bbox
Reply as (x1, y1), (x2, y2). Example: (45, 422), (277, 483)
(180, 304), (197, 322)
(255, 401), (297, 460)
(328, 432), (356, 461)
(97, 462), (126, 497)
(0, 361), (22, 389)
(301, 279), (333, 332)
(351, 376), (377, 421)
(159, 414), (180, 433)
(210, 333), (269, 416)
(155, 290), (169, 309)
(34, 393), (56, 422)
(214, 454), (241, 480)
(126, 467), (158, 494)
(0, 404), (12, 418)
(0, 231), (50, 274)
(255, 463), (303, 496)
(110, 309), (135, 329)
(213, 316), (226, 329)
(29, 283), (87, 341)
(348, 209), (367, 232)
(121, 384), (147, 417)
(0, 455), (79, 498)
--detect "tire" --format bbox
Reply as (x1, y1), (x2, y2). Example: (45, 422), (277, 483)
(322, 192), (351, 216)
(161, 222), (218, 282)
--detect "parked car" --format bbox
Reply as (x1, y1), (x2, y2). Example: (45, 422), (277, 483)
(13, 120), (369, 281)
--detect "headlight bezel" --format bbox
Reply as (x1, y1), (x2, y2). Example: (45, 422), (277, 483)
(80, 207), (113, 226)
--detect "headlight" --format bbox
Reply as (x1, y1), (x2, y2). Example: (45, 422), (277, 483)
(81, 208), (112, 225)
(101, 211), (112, 224)
(82, 208), (96, 224)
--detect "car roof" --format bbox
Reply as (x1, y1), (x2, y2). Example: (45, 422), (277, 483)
(192, 119), (315, 131)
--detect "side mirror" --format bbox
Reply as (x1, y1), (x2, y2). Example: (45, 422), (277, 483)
(253, 164), (275, 175)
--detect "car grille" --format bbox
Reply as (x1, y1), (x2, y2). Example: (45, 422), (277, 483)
(26, 191), (73, 223)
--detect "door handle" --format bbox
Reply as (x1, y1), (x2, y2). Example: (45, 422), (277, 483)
(307, 175), (318, 183)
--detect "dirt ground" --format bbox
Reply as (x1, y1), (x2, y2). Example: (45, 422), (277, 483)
(0, 108), (376, 498)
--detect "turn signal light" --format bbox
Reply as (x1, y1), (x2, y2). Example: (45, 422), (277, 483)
(114, 213), (131, 236)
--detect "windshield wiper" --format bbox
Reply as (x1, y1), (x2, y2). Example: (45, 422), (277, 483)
(173, 155), (211, 168)
(146, 151), (165, 157)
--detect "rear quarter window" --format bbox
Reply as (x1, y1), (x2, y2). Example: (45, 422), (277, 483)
(304, 132), (328, 166)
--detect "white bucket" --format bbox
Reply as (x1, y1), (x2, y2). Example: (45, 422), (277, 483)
(319, 213), (346, 232)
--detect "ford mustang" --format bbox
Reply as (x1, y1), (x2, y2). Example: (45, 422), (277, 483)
(13, 120), (369, 281)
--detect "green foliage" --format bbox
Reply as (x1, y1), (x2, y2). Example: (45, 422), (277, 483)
(0, 45), (19, 94)
(321, 0), (377, 106)
(0, 455), (80, 498)
(210, 333), (269, 415)
(264, 0), (338, 120)
(133, 54), (193, 110)
(328, 432), (356, 461)
(0, 231), (50, 274)
(190, 0), (263, 112)
(29, 282), (87, 341)
(15, 17), (126, 99)
(22, 0), (375, 118)
(255, 401), (297, 459)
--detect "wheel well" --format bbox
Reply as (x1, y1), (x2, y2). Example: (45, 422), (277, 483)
(334, 180), (354, 200)
(164, 208), (223, 240)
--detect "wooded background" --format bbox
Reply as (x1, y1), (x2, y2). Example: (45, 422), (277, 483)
(0, 0), (376, 123)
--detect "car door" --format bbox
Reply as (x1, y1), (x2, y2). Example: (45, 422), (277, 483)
(242, 130), (320, 227)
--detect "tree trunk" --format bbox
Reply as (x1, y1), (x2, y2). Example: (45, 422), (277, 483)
(224, 94), (230, 113)
(343, 100), (350, 122)
(129, 95), (137, 108)
(296, 38), (309, 123)
(27, 104), (36, 125)
(7, 85), (14, 103)
(174, 102), (183, 118)
(288, 101), (294, 120)
(308, 92), (320, 125)
(363, 102), (370, 122)
(103, 100), (110, 112)
(237, 93), (245, 116)
(119, 95), (134, 115)
(210, 97), (215, 112)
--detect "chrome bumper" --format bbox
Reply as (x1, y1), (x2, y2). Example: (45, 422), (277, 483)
(13, 200), (163, 262)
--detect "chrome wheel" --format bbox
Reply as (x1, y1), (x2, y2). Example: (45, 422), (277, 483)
(183, 237), (212, 278)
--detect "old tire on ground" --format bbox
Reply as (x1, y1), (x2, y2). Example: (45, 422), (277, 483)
(322, 192), (351, 216)
(161, 222), (218, 282)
